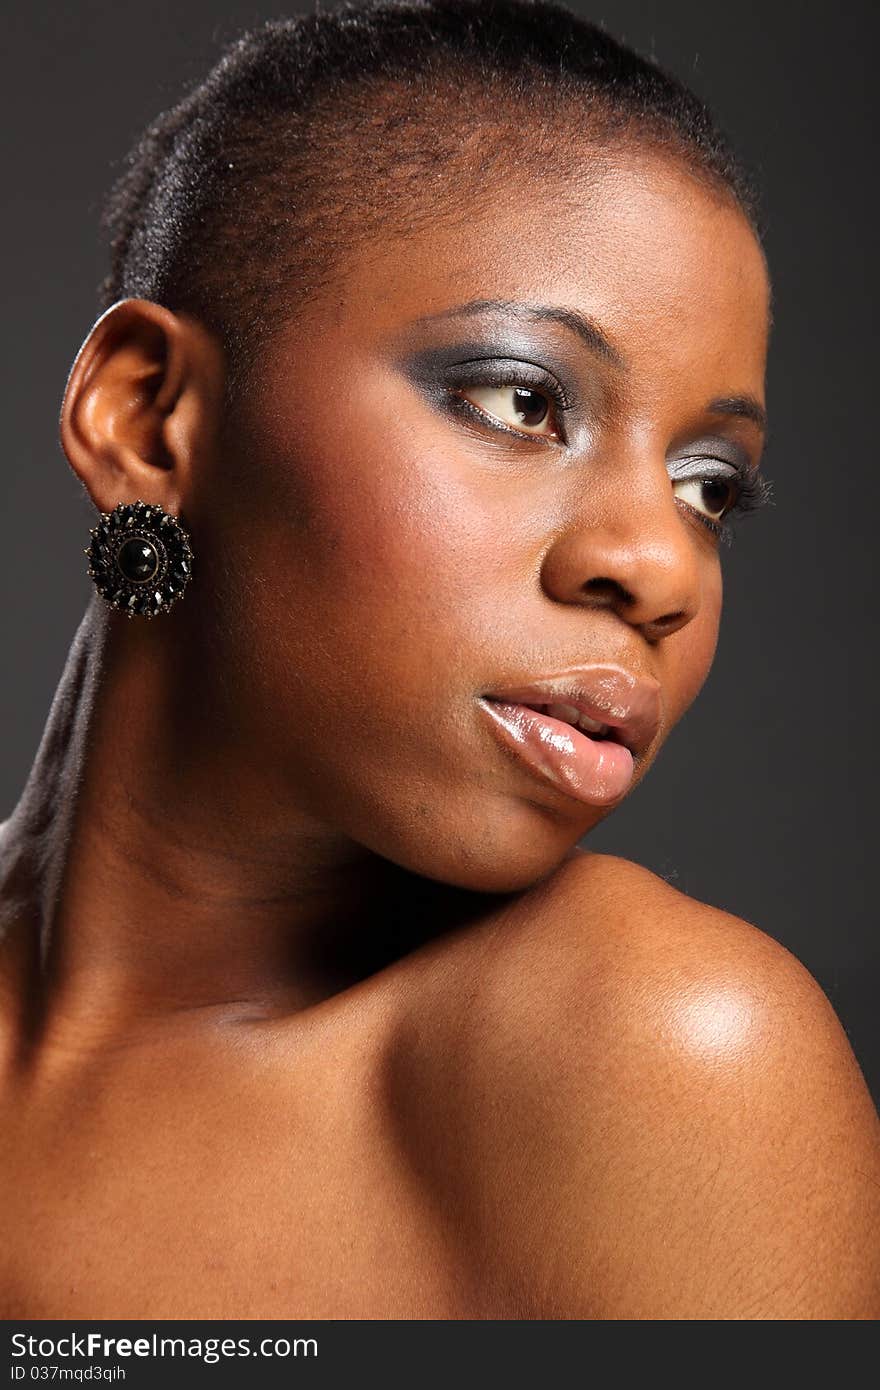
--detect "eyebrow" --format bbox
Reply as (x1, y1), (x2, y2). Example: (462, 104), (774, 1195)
(410, 297), (626, 369)
(705, 395), (768, 434)
(410, 298), (768, 435)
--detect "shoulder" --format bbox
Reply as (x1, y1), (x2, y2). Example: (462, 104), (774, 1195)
(513, 848), (867, 1054)
(456, 850), (880, 1318)
(477, 847), (851, 1051)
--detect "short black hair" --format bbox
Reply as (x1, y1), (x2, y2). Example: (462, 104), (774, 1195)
(99, 0), (762, 397)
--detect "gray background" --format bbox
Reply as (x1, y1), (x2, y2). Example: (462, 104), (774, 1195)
(3, 1), (877, 1101)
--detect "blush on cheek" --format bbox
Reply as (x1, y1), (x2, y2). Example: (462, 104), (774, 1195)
(667, 582), (722, 724)
(306, 451), (500, 616)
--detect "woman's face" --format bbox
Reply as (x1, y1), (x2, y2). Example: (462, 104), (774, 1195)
(200, 148), (770, 892)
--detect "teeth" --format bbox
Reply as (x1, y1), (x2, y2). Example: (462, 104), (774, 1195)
(577, 712), (609, 735)
(546, 702), (581, 725)
(544, 702), (610, 737)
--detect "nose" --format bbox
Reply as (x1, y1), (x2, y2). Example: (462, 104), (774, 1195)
(539, 447), (703, 643)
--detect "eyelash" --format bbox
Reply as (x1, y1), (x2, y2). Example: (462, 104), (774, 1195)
(688, 467), (774, 546)
(445, 372), (773, 545)
(446, 363), (572, 433)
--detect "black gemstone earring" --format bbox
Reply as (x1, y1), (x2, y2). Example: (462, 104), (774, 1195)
(85, 500), (194, 619)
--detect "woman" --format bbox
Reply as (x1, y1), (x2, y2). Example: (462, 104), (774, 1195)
(1, 0), (877, 1320)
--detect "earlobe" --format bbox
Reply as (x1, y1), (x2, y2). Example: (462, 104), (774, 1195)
(59, 298), (206, 518)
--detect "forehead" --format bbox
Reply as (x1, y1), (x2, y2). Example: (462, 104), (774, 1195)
(309, 150), (770, 410)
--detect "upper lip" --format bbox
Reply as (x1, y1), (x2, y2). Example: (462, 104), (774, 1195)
(481, 664), (663, 757)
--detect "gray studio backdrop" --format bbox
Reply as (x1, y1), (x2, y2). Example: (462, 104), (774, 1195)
(3, 1), (878, 1102)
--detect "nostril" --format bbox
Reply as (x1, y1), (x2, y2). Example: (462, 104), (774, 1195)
(581, 576), (636, 607)
(643, 610), (690, 641)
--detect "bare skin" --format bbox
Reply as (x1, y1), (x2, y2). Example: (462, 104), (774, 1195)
(1, 148), (878, 1319)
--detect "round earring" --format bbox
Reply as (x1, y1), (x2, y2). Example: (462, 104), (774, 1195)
(85, 500), (194, 619)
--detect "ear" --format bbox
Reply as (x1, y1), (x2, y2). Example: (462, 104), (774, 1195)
(59, 298), (225, 517)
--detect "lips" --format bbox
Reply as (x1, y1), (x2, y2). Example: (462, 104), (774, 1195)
(476, 665), (662, 809)
(482, 665), (662, 758)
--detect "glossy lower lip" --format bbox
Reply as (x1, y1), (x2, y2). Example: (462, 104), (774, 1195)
(482, 667), (662, 757)
(476, 697), (635, 807)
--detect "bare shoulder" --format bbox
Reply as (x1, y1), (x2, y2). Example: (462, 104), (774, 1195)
(441, 850), (880, 1319)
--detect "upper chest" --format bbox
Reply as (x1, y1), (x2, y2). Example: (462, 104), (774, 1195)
(0, 858), (625, 1320)
(0, 1004), (485, 1319)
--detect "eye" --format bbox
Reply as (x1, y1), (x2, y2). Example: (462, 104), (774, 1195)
(672, 475), (738, 523)
(453, 383), (562, 439)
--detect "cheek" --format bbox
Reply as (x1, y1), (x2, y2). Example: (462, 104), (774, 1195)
(210, 427), (538, 878)
(663, 562), (723, 726)
(254, 423), (506, 667)
(213, 424), (503, 781)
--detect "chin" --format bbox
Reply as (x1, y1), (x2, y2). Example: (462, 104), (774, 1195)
(382, 792), (612, 896)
